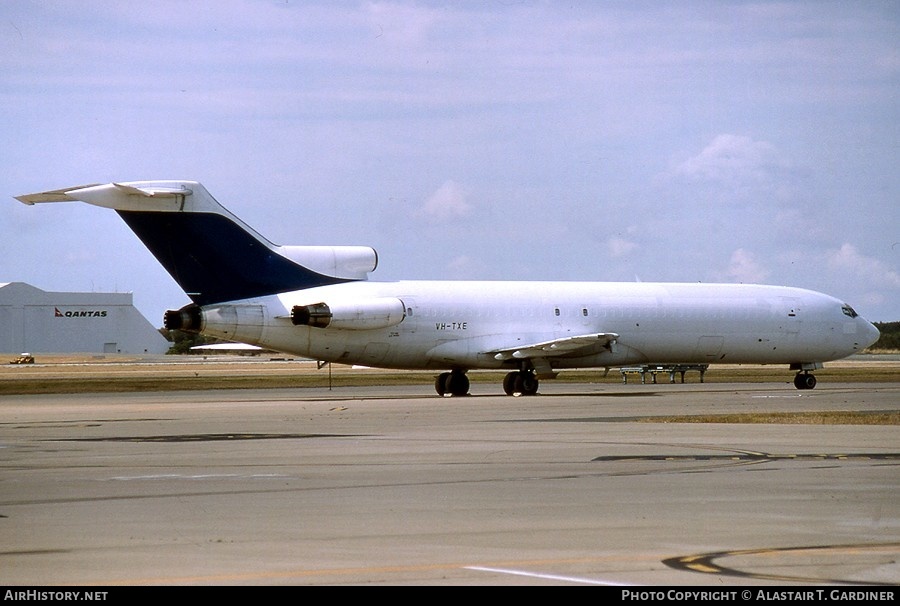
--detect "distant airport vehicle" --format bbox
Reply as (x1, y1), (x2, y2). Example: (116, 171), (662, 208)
(17, 181), (880, 394)
(9, 353), (34, 365)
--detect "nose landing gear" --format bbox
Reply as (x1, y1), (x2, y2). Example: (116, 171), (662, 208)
(793, 372), (817, 390)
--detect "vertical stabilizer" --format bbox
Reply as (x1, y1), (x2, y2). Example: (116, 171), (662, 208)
(16, 181), (377, 305)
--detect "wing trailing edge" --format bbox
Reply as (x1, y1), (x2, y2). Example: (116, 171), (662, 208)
(489, 332), (619, 361)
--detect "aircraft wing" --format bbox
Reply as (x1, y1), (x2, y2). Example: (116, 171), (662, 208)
(488, 332), (618, 361)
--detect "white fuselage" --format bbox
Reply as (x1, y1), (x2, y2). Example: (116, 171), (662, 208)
(198, 280), (879, 371)
(17, 180), (881, 392)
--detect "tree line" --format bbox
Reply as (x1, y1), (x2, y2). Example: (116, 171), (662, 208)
(870, 322), (900, 352)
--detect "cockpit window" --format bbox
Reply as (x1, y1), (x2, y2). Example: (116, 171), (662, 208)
(841, 304), (858, 318)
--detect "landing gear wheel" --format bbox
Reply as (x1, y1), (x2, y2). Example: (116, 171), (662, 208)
(793, 372), (817, 390)
(435, 372), (450, 396)
(448, 371), (469, 396)
(503, 372), (518, 396)
(504, 370), (539, 396)
(435, 370), (470, 396)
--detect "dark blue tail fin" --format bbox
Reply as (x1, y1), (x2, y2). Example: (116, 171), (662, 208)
(17, 181), (377, 306)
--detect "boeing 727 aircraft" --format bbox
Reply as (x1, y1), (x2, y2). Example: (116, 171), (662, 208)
(16, 181), (880, 395)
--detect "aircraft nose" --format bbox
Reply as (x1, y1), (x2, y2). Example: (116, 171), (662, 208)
(862, 320), (880, 349)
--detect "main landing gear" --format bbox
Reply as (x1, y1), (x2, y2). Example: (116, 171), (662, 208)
(502, 370), (539, 396)
(434, 369), (541, 396)
(793, 372), (817, 390)
(435, 369), (470, 397)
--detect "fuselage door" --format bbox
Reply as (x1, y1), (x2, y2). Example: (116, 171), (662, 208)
(780, 297), (801, 337)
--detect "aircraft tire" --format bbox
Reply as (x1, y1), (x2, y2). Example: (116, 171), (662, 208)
(793, 373), (817, 390)
(437, 371), (469, 396)
(448, 371), (470, 396)
(503, 372), (518, 395)
(513, 372), (539, 396)
(435, 372), (451, 396)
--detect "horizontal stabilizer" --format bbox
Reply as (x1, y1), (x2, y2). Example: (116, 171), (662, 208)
(16, 181), (195, 212)
(15, 184), (102, 204)
(489, 332), (618, 361)
(112, 183), (193, 198)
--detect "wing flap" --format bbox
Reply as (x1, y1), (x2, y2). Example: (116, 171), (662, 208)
(489, 332), (618, 360)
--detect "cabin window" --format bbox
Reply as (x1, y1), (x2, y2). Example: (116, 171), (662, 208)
(582, 308), (588, 317)
(554, 308), (560, 316)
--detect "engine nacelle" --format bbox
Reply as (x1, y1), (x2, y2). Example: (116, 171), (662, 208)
(291, 297), (406, 330)
(164, 302), (265, 344)
(164, 304), (202, 332)
(276, 245), (377, 280)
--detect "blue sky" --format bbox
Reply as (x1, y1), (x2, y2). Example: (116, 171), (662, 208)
(2, 1), (898, 324)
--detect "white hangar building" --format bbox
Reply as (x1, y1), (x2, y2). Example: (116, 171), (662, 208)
(0, 282), (170, 354)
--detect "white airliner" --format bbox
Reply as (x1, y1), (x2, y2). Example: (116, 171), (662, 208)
(16, 181), (880, 395)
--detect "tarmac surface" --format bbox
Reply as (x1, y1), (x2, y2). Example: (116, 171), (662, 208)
(1, 371), (898, 586)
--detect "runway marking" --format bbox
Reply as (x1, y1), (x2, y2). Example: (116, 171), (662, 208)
(465, 566), (629, 586)
(664, 542), (900, 585)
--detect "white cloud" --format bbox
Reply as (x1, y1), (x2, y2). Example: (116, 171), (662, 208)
(416, 181), (472, 221)
(827, 244), (900, 288)
(444, 254), (487, 278)
(723, 248), (770, 284)
(669, 134), (785, 184)
(606, 236), (639, 258)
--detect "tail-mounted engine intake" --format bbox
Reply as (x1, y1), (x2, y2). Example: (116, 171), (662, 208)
(291, 302), (333, 328)
(164, 304), (202, 332)
(291, 297), (406, 330)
